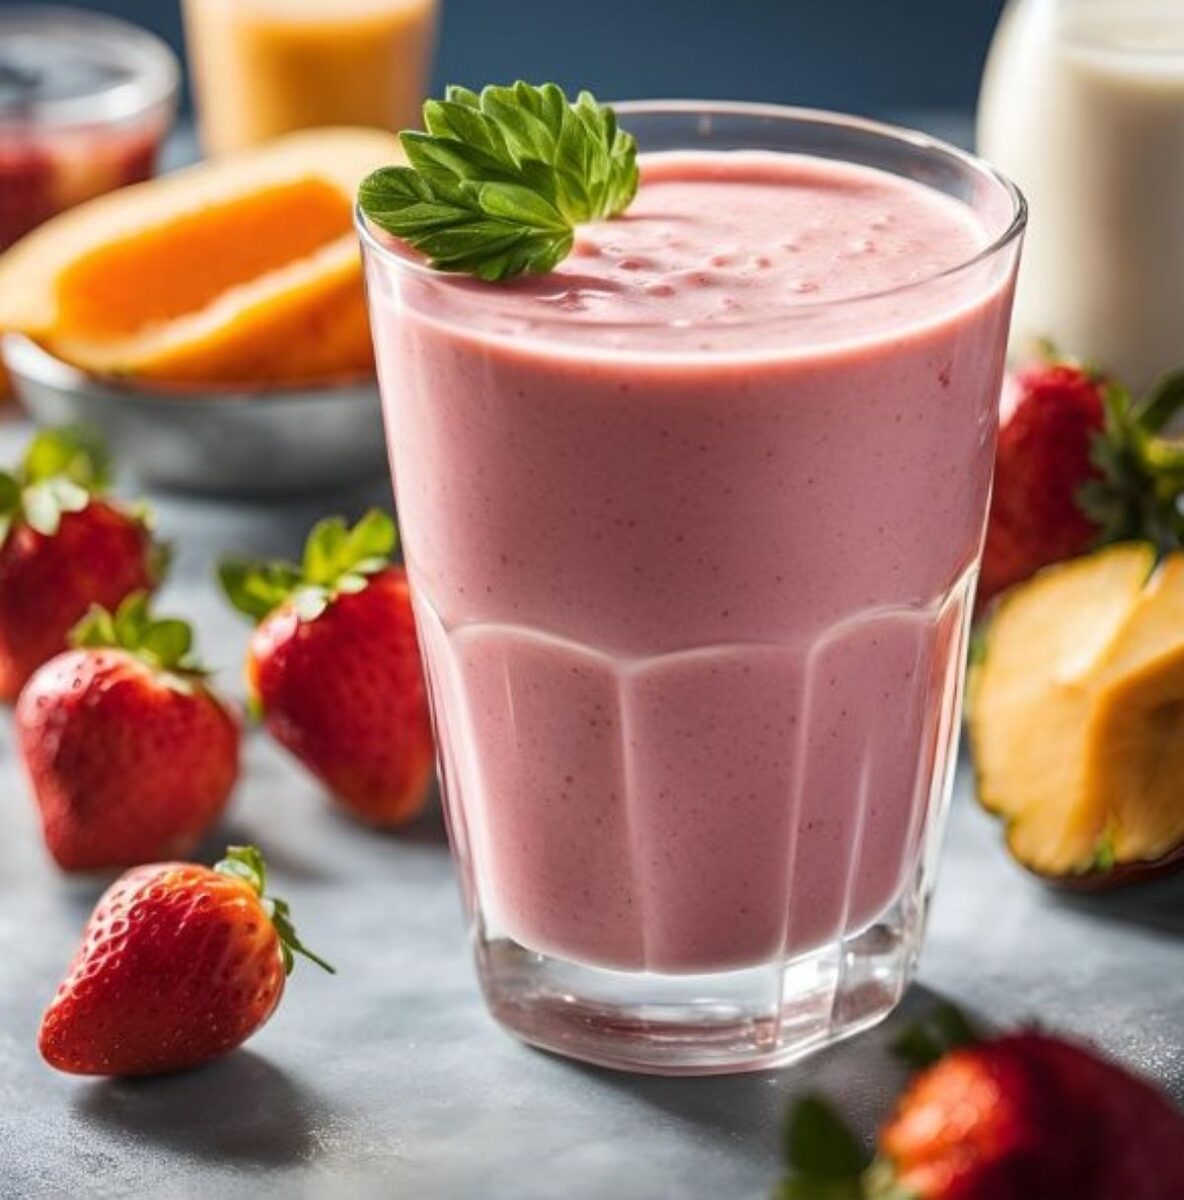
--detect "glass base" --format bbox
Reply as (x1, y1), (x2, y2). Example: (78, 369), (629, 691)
(475, 903), (924, 1076)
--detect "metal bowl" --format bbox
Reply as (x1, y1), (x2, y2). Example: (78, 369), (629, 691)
(3, 334), (390, 496)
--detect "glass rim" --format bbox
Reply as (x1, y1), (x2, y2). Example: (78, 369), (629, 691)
(0, 6), (180, 131)
(355, 99), (1027, 329)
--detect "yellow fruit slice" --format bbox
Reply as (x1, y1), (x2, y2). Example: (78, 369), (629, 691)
(968, 543), (1155, 876)
(972, 545), (1184, 880)
(0, 127), (401, 387)
(1084, 556), (1184, 865)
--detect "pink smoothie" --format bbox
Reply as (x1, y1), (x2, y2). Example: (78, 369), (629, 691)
(368, 151), (1014, 974)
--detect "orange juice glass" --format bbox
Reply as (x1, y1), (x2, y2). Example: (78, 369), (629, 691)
(182, 0), (439, 156)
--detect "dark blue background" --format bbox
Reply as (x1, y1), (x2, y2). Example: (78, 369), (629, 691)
(2, 0), (1007, 115)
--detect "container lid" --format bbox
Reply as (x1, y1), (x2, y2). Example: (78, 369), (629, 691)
(0, 6), (179, 130)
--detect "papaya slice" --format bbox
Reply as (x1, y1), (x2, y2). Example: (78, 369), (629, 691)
(0, 127), (401, 387)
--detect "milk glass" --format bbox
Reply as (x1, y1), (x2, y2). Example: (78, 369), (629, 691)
(979, 0), (1184, 392)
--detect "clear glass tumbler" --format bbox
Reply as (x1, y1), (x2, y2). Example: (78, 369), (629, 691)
(359, 103), (1024, 1075)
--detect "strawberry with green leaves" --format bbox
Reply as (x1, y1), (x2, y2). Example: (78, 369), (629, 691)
(979, 360), (1184, 608)
(17, 593), (239, 871)
(0, 427), (164, 701)
(779, 1019), (1184, 1199)
(40, 845), (332, 1077)
(220, 510), (435, 828)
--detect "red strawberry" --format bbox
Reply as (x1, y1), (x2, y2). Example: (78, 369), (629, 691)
(39, 845), (332, 1076)
(780, 1028), (1184, 1199)
(979, 363), (1105, 607)
(979, 360), (1184, 609)
(220, 510), (435, 828)
(17, 593), (239, 871)
(0, 427), (164, 701)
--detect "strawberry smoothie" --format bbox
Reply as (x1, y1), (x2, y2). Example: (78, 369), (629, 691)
(366, 143), (1019, 979)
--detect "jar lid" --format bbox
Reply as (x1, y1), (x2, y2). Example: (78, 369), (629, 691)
(0, 6), (179, 130)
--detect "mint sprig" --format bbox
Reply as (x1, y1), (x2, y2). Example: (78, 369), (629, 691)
(358, 82), (639, 281)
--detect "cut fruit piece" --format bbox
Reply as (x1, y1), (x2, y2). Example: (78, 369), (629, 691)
(1084, 555), (1184, 872)
(0, 127), (401, 387)
(971, 544), (1184, 882)
(1088, 650), (1184, 866)
(968, 543), (1155, 876)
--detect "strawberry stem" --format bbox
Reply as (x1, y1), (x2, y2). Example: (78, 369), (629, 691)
(215, 845), (335, 977)
(70, 591), (205, 678)
(219, 509), (398, 625)
(1080, 371), (1184, 552)
(890, 1001), (983, 1070)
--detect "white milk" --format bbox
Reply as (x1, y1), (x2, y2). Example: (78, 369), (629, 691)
(978, 0), (1184, 393)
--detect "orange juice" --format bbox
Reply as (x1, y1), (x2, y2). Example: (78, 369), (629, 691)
(182, 0), (438, 156)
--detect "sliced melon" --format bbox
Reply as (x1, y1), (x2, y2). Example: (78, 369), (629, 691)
(0, 127), (402, 387)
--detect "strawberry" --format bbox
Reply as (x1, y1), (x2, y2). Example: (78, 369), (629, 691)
(979, 361), (1184, 608)
(17, 593), (239, 871)
(780, 1026), (1184, 1199)
(220, 509), (435, 828)
(0, 427), (165, 701)
(39, 845), (332, 1076)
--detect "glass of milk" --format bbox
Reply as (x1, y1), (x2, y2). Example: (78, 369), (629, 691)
(978, 0), (1184, 393)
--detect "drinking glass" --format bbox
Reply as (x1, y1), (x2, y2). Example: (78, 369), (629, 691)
(359, 103), (1024, 1075)
(183, 0), (439, 156)
(979, 0), (1184, 393)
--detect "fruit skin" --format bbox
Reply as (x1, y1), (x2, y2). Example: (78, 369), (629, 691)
(38, 846), (330, 1077)
(17, 650), (240, 871)
(221, 509), (435, 829)
(978, 362), (1106, 608)
(0, 500), (155, 702)
(0, 426), (163, 703)
(879, 1032), (1184, 1200)
(1050, 840), (1184, 891)
(248, 567), (435, 827)
(16, 593), (239, 872)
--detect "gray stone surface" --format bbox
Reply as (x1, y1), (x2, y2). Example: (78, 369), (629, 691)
(0, 413), (1181, 1200)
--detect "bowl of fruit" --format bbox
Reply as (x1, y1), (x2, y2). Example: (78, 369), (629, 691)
(0, 127), (400, 495)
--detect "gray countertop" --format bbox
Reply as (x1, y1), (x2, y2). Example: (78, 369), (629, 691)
(0, 410), (1181, 1200)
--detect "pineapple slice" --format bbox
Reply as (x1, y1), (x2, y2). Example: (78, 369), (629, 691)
(1084, 556), (1184, 869)
(968, 543), (1155, 876)
(972, 545), (1184, 881)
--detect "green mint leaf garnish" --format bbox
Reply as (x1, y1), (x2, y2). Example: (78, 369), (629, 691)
(358, 81), (640, 282)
